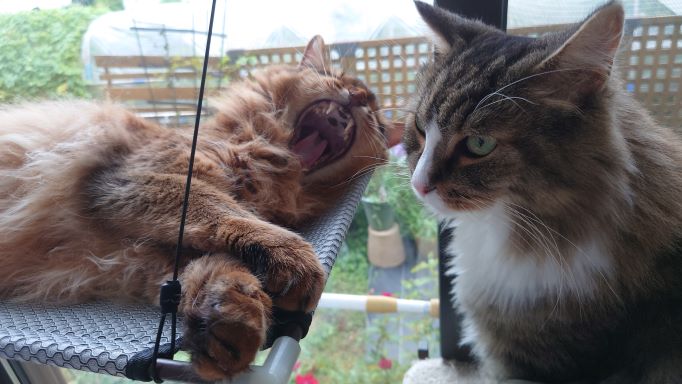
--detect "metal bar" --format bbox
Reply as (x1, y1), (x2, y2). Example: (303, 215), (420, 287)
(437, 224), (474, 362)
(156, 335), (302, 384)
(131, 26), (227, 37)
(6, 360), (67, 384)
(229, 337), (301, 384)
(0, 359), (21, 384)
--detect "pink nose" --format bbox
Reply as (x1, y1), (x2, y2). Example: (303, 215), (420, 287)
(412, 180), (435, 196)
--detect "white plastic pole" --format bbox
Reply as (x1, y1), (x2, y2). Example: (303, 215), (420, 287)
(317, 293), (439, 317)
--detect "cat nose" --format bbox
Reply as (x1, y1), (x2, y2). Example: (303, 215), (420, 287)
(412, 179), (435, 196)
(349, 87), (368, 107)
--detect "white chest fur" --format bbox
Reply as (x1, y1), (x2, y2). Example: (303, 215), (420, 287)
(446, 202), (614, 314)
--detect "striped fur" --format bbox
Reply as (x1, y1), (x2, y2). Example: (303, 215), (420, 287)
(405, 2), (682, 383)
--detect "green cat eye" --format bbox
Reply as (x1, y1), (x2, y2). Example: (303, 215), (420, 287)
(465, 135), (497, 157)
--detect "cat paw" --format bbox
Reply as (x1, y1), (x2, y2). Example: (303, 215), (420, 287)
(181, 258), (272, 381)
(263, 238), (325, 313)
(242, 233), (325, 313)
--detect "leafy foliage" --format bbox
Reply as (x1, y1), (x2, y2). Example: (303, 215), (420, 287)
(72, 0), (124, 10)
(365, 156), (438, 239)
(0, 6), (106, 102)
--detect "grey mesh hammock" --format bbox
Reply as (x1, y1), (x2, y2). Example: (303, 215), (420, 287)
(0, 1), (371, 382)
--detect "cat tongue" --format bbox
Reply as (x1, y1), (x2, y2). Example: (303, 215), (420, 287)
(293, 131), (328, 169)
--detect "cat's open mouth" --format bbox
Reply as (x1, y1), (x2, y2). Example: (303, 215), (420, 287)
(291, 100), (356, 172)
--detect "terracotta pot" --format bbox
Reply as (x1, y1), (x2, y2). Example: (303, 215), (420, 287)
(367, 223), (406, 268)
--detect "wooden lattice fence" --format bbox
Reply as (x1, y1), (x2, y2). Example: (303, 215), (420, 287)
(92, 15), (682, 129)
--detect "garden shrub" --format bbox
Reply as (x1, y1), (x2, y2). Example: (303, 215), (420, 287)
(0, 6), (106, 102)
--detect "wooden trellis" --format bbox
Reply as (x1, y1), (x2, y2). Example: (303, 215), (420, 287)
(511, 15), (682, 130)
(92, 16), (682, 130)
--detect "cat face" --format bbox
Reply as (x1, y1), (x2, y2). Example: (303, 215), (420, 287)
(250, 36), (388, 189)
(405, 2), (625, 217)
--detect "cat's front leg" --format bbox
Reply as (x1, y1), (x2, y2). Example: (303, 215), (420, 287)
(213, 217), (325, 313)
(86, 171), (324, 312)
(180, 255), (272, 381)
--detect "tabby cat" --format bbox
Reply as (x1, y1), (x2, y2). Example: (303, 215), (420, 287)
(0, 36), (387, 380)
(405, 2), (682, 382)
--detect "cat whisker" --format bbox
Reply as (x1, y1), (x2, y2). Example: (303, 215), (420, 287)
(502, 203), (579, 321)
(351, 155), (389, 162)
(376, 107), (417, 114)
(471, 195), (573, 314)
(475, 92), (537, 114)
(473, 67), (598, 113)
(330, 163), (385, 188)
(505, 201), (621, 305)
(463, 197), (557, 309)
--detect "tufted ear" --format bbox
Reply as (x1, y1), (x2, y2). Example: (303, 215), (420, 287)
(414, 1), (487, 55)
(537, 2), (624, 94)
(300, 35), (331, 72)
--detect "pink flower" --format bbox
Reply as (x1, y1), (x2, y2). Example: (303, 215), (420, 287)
(295, 373), (319, 384)
(381, 291), (393, 297)
(293, 361), (301, 371)
(378, 357), (393, 370)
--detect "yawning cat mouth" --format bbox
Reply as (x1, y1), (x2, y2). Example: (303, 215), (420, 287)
(291, 100), (356, 172)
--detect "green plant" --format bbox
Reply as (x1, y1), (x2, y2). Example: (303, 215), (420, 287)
(293, 310), (408, 384)
(164, 55), (258, 94)
(364, 155), (438, 240)
(401, 257), (440, 354)
(362, 166), (398, 231)
(0, 6), (107, 102)
(72, 0), (124, 10)
(325, 211), (370, 294)
(363, 165), (391, 204)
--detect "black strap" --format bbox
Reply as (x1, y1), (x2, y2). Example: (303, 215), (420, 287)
(150, 0), (218, 382)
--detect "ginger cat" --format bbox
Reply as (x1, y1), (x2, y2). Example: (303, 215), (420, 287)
(0, 36), (387, 380)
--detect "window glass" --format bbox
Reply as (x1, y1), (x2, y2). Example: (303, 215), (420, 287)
(509, 0), (682, 130)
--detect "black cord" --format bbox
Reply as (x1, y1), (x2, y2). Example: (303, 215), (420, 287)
(151, 0), (218, 382)
(173, 0), (218, 282)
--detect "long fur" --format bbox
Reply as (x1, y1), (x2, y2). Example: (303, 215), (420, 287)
(407, 2), (682, 383)
(0, 36), (387, 380)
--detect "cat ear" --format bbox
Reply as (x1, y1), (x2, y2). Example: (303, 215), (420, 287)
(300, 35), (330, 72)
(537, 2), (624, 93)
(414, 1), (478, 55)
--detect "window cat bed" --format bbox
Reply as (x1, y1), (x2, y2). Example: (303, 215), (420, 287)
(0, 172), (369, 382)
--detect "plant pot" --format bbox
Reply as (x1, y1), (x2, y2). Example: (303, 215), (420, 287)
(361, 199), (395, 231)
(367, 223), (406, 268)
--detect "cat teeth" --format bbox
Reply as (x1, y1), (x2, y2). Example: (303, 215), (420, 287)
(343, 120), (353, 141)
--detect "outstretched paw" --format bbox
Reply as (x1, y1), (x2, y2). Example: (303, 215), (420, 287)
(181, 257), (272, 381)
(262, 236), (325, 313)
